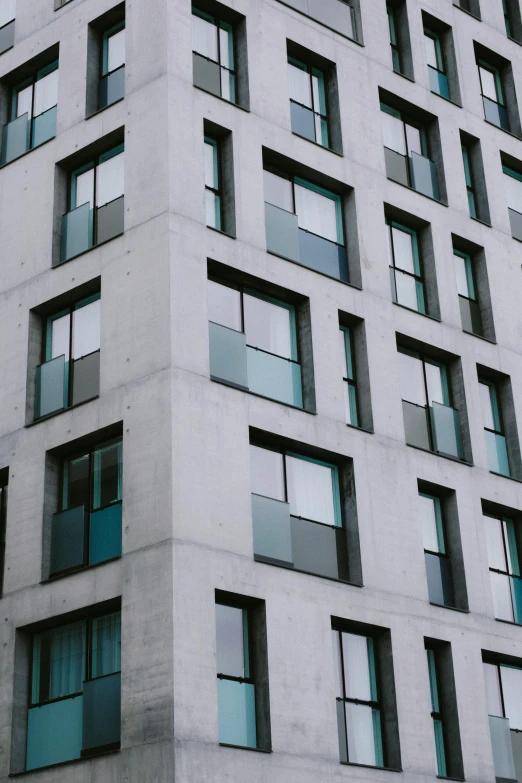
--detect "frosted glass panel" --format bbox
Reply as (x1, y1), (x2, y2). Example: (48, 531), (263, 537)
(342, 633), (371, 700)
(72, 299), (100, 359)
(250, 445), (285, 501)
(33, 70), (58, 117)
(286, 455), (336, 526)
(398, 351), (425, 406)
(294, 183), (338, 242)
(208, 280), (241, 331)
(501, 666), (522, 730)
(381, 111), (406, 155)
(244, 294), (292, 359)
(192, 14), (218, 61)
(96, 152), (124, 207)
(108, 29), (125, 72)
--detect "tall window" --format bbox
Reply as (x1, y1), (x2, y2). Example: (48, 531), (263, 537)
(424, 29), (449, 98)
(1, 60), (58, 166)
(0, 473), (7, 596)
(387, 220), (425, 314)
(420, 492), (454, 607)
(50, 437), (122, 576)
(288, 57), (329, 148)
(0, 0), (15, 55)
(35, 293), (101, 419)
(478, 60), (510, 131)
(484, 659), (522, 782)
(192, 8), (236, 103)
(26, 610), (121, 770)
(454, 250), (482, 336)
(387, 4), (401, 73)
(339, 326), (359, 426)
(479, 379), (510, 476)
(484, 512), (522, 623)
(504, 0), (514, 36)
(204, 137), (222, 230)
(99, 22), (125, 110)
(503, 165), (522, 241)
(333, 629), (384, 767)
(461, 143), (477, 218)
(426, 646), (447, 776)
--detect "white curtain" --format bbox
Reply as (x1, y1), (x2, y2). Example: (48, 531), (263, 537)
(91, 612), (121, 679)
(49, 621), (86, 699)
(33, 69), (58, 117)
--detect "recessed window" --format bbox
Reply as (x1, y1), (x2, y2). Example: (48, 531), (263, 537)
(275, 0), (360, 42)
(503, 0), (522, 41)
(386, 1), (412, 79)
(479, 378), (511, 477)
(339, 326), (359, 426)
(474, 44), (521, 136)
(387, 219), (425, 314)
(424, 30), (448, 98)
(204, 136), (222, 230)
(420, 493), (454, 607)
(483, 656), (522, 782)
(454, 0), (480, 17)
(0, 0), (15, 55)
(503, 162), (522, 241)
(387, 4), (401, 74)
(454, 249), (483, 336)
(425, 641), (464, 779)
(99, 23), (125, 110)
(484, 512), (522, 623)
(0, 470), (8, 597)
(192, 5), (237, 103)
(288, 57), (329, 148)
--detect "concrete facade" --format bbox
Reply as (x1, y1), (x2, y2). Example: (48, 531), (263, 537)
(0, 0), (522, 780)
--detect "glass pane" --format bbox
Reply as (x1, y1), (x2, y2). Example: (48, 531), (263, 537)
(425, 552), (454, 606)
(192, 13), (218, 61)
(32, 105), (56, 147)
(339, 330), (349, 379)
(264, 201), (299, 260)
(216, 604), (247, 677)
(193, 51), (221, 96)
(486, 431), (510, 476)
(431, 402), (463, 458)
(394, 268), (421, 311)
(480, 66), (498, 101)
(342, 632), (371, 701)
(403, 400), (430, 449)
(66, 454), (89, 509)
(484, 662), (503, 716)
(108, 28), (125, 72)
(298, 226), (349, 281)
(434, 719), (447, 777)
(419, 494), (443, 553)
(82, 672), (121, 751)
(75, 168), (94, 209)
(0, 0), (15, 27)
(98, 66), (125, 108)
(72, 299), (100, 359)
(489, 715), (517, 780)
(208, 321), (248, 387)
(50, 313), (70, 360)
(249, 445), (285, 501)
(410, 151), (439, 200)
(286, 455), (337, 526)
(205, 189), (221, 230)
(505, 173), (522, 215)
(381, 110), (406, 155)
(290, 516), (348, 580)
(251, 493), (293, 565)
(344, 382), (358, 427)
(333, 631), (344, 698)
(294, 183), (338, 243)
(405, 123), (422, 156)
(424, 34), (438, 68)
(264, 170), (293, 212)
(217, 679), (256, 748)
(491, 571), (514, 622)
(204, 141), (217, 189)
(312, 71), (326, 115)
(220, 65), (235, 103)
(1, 113), (29, 165)
(219, 24), (233, 70)
(479, 382), (496, 431)
(26, 697), (83, 771)
(89, 502), (121, 564)
(244, 294), (292, 359)
(391, 226), (416, 273)
(50, 506), (85, 574)
(501, 666), (522, 729)
(484, 515), (508, 571)
(33, 69), (58, 117)
(208, 280), (241, 331)
(91, 612), (121, 678)
(93, 441), (122, 509)
(455, 254), (471, 298)
(246, 346), (303, 407)
(48, 622), (86, 699)
(425, 363), (445, 406)
(290, 101), (317, 143)
(17, 84), (33, 119)
(96, 152), (124, 207)
(288, 61), (312, 107)
(398, 351), (425, 406)
(345, 702), (378, 766)
(96, 194), (124, 244)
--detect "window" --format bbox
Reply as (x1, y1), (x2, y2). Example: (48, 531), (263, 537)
(192, 7), (236, 103)
(505, 0), (514, 35)
(398, 348), (464, 460)
(425, 642), (464, 779)
(426, 647), (447, 776)
(477, 59), (510, 132)
(26, 609), (121, 770)
(503, 164), (522, 241)
(204, 136), (222, 230)
(275, 0), (359, 41)
(424, 29), (449, 99)
(1, 60), (58, 166)
(0, 471), (7, 596)
(479, 379), (510, 476)
(380, 102), (441, 201)
(461, 142), (477, 219)
(387, 4), (401, 74)
(340, 326), (359, 426)
(49, 437), (122, 576)
(420, 492), (454, 607)
(484, 512), (522, 623)
(215, 595), (270, 750)
(454, 249), (483, 336)
(99, 22), (125, 110)
(264, 166), (348, 282)
(288, 57), (329, 148)
(387, 220), (425, 314)
(60, 144), (124, 264)
(35, 294), (100, 419)
(250, 442), (355, 581)
(483, 658), (522, 782)
(503, 0), (522, 40)
(208, 279), (303, 407)
(454, 0), (480, 17)
(0, 0), (15, 55)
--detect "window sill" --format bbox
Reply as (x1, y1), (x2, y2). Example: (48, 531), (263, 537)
(54, 0), (75, 10)
(406, 442), (473, 467)
(470, 215), (492, 228)
(484, 119), (522, 141)
(207, 225), (236, 240)
(393, 301), (441, 322)
(430, 90), (462, 109)
(393, 69), (415, 83)
(347, 423), (374, 435)
(26, 394), (100, 427)
(41, 555), (121, 584)
(85, 97), (124, 120)
(494, 617), (522, 628)
(0, 135), (55, 170)
(193, 83), (250, 113)
(10, 748), (120, 777)
(453, 4), (481, 21)
(275, 2), (364, 45)
(490, 470), (522, 484)
(54, 231), (124, 267)
(291, 131), (343, 158)
(429, 602), (469, 614)
(254, 554), (363, 588)
(210, 375), (317, 415)
(437, 777), (465, 782)
(266, 249), (362, 290)
(340, 762), (402, 773)
(462, 328), (496, 345)
(507, 35), (522, 48)
(0, 43), (13, 55)
(219, 743), (272, 753)
(386, 176), (448, 207)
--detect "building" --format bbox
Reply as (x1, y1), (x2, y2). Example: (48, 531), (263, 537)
(1, 0), (522, 779)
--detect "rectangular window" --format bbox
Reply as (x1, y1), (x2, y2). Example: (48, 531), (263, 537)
(424, 642), (464, 778)
(0, 471), (8, 596)
(264, 167), (348, 282)
(192, 8), (236, 103)
(484, 512), (522, 623)
(461, 143), (477, 218)
(339, 326), (359, 426)
(380, 103), (440, 201)
(387, 5), (401, 74)
(424, 29), (449, 99)
(1, 59), (58, 166)
(288, 57), (329, 148)
(0, 0), (15, 55)
(204, 136), (222, 230)
(215, 596), (270, 750)
(276, 0), (358, 40)
(454, 249), (483, 336)
(478, 59), (510, 132)
(35, 293), (101, 420)
(387, 219), (425, 314)
(99, 22), (125, 110)
(479, 379), (510, 476)
(49, 437), (123, 576)
(26, 609), (121, 770)
(484, 658), (522, 782)
(426, 647), (447, 776)
(250, 443), (352, 581)
(399, 348), (464, 460)
(420, 492), (454, 607)
(503, 165), (522, 241)
(61, 144), (124, 263)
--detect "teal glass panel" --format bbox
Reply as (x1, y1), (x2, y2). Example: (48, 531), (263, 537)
(345, 382), (358, 426)
(290, 101), (317, 143)
(96, 195), (124, 245)
(434, 719), (447, 777)
(72, 350), (100, 406)
(384, 146), (410, 187)
(32, 105), (57, 148)
(26, 696), (83, 770)
(489, 715), (516, 780)
(193, 51), (221, 96)
(486, 430), (510, 476)
(425, 552), (454, 606)
(98, 65), (125, 109)
(402, 400), (430, 450)
(251, 493), (293, 566)
(217, 679), (257, 748)
(208, 321), (248, 388)
(511, 576), (522, 624)
(290, 516), (349, 580)
(298, 228), (349, 282)
(483, 96), (510, 131)
(430, 402), (463, 459)
(1, 113), (29, 165)
(82, 672), (121, 752)
(372, 708), (384, 768)
(89, 503), (122, 564)
(459, 296), (483, 335)
(265, 202), (300, 263)
(0, 20), (15, 55)
(336, 698), (348, 762)
(50, 505), (85, 575)
(428, 66), (450, 98)
(61, 203), (94, 263)
(508, 208), (522, 242)
(410, 151), (440, 200)
(35, 355), (67, 418)
(246, 347), (303, 407)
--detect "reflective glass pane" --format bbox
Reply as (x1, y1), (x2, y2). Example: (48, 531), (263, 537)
(91, 612), (121, 678)
(501, 666), (522, 729)
(484, 515), (507, 571)
(246, 346), (303, 407)
(82, 672), (121, 751)
(288, 62), (312, 107)
(89, 503), (121, 564)
(290, 516), (348, 580)
(96, 152), (124, 207)
(193, 13), (218, 60)
(216, 604), (247, 677)
(489, 715), (517, 780)
(333, 631), (344, 698)
(1, 113), (29, 164)
(51, 314), (70, 360)
(344, 382), (358, 426)
(93, 441), (122, 509)
(72, 299), (100, 359)
(455, 253), (471, 298)
(33, 69), (58, 117)
(219, 24), (233, 70)
(381, 110), (406, 155)
(420, 494), (442, 553)
(339, 330), (349, 379)
(205, 189), (221, 230)
(403, 400), (430, 450)
(342, 632), (371, 700)
(480, 66), (498, 102)
(108, 28), (125, 72)
(249, 445), (285, 501)
(391, 226), (416, 273)
(208, 321), (248, 387)
(505, 173), (522, 215)
(491, 571), (514, 622)
(0, 0), (15, 27)
(98, 66), (125, 108)
(26, 698), (83, 771)
(479, 382), (496, 430)
(50, 506), (85, 575)
(286, 455), (337, 526)
(394, 269), (420, 311)
(251, 493), (293, 565)
(486, 431), (510, 476)
(405, 123), (422, 156)
(16, 85), (32, 119)
(484, 662), (503, 716)
(32, 104), (56, 147)
(312, 71), (326, 115)
(220, 65), (235, 103)
(294, 183), (338, 243)
(425, 552), (454, 606)
(244, 294), (292, 359)
(424, 34), (438, 68)
(398, 351), (425, 406)
(345, 702), (378, 766)
(290, 100), (316, 142)
(48, 622), (86, 699)
(208, 280), (241, 331)
(264, 170), (293, 212)
(66, 454), (89, 509)
(193, 51), (221, 96)
(204, 141), (217, 189)
(217, 679), (256, 748)
(75, 168), (94, 209)
(425, 363), (445, 406)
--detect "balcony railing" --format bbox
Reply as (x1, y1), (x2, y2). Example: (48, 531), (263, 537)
(488, 715), (516, 781)
(485, 430), (510, 476)
(193, 52), (221, 98)
(50, 501), (122, 575)
(425, 551), (454, 607)
(35, 350), (100, 419)
(0, 106), (57, 166)
(82, 672), (121, 753)
(277, 0), (357, 40)
(428, 65), (449, 99)
(290, 100), (328, 147)
(402, 400), (464, 459)
(482, 95), (510, 132)
(60, 195), (124, 263)
(0, 19), (14, 55)
(384, 147), (440, 201)
(508, 207), (522, 242)
(98, 65), (125, 110)
(458, 295), (483, 336)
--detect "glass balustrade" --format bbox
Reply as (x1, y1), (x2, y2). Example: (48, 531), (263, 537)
(483, 96), (510, 131)
(26, 696), (83, 770)
(430, 402), (463, 459)
(425, 552), (454, 607)
(35, 355), (68, 419)
(486, 430), (510, 476)
(428, 66), (449, 99)
(246, 347), (303, 407)
(98, 65), (125, 110)
(50, 505), (85, 575)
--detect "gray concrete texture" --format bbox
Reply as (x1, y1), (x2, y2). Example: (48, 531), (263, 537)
(1, 0), (522, 780)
